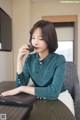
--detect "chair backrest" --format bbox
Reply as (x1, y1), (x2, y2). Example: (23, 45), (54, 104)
(64, 62), (79, 99)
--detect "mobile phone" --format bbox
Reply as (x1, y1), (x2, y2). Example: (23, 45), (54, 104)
(26, 45), (34, 52)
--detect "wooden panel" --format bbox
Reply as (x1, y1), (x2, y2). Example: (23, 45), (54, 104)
(42, 15), (78, 22)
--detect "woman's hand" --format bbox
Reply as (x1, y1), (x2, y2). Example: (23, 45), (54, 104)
(17, 44), (30, 74)
(0, 87), (22, 96)
(0, 86), (35, 97)
(17, 44), (30, 61)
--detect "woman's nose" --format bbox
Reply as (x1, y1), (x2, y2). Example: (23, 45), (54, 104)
(34, 39), (39, 45)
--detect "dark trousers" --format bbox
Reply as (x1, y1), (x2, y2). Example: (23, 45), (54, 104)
(28, 99), (76, 120)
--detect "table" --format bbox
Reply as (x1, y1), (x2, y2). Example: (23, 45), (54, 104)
(0, 81), (76, 120)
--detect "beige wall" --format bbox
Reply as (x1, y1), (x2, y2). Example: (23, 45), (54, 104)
(12, 0), (32, 79)
(0, 0), (12, 17)
(31, 0), (80, 80)
(0, 0), (14, 82)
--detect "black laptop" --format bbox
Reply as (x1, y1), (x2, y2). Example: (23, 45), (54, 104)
(0, 92), (37, 107)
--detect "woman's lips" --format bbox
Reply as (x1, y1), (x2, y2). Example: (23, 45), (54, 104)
(34, 47), (39, 50)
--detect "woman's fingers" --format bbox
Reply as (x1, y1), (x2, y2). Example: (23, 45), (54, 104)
(1, 87), (21, 97)
(18, 44), (30, 59)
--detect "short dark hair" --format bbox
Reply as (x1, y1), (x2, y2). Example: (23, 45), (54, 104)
(29, 20), (58, 53)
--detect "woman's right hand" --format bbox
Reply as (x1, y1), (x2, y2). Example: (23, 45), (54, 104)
(17, 44), (30, 61)
(17, 44), (30, 74)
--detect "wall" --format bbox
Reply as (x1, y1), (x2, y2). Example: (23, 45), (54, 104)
(0, 0), (14, 82)
(0, 0), (12, 17)
(12, 0), (32, 78)
(31, 0), (80, 80)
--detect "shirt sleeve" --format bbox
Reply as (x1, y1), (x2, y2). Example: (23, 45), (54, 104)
(16, 55), (30, 87)
(35, 55), (66, 100)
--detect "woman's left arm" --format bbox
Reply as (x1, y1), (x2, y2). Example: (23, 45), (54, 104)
(1, 86), (35, 96)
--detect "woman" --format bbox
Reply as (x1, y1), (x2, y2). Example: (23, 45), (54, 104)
(1, 20), (75, 115)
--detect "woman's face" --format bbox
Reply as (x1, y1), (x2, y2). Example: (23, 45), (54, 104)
(31, 28), (49, 53)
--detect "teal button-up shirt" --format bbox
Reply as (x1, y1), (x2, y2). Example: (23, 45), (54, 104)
(16, 53), (67, 100)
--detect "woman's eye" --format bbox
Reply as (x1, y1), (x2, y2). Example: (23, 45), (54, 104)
(39, 38), (43, 40)
(32, 37), (43, 40)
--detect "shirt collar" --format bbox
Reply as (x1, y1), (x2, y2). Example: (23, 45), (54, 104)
(36, 53), (55, 64)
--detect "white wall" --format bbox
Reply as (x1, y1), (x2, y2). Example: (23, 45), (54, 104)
(31, 0), (80, 80)
(0, 0), (14, 82)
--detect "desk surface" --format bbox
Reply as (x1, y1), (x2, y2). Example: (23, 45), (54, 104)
(0, 81), (76, 120)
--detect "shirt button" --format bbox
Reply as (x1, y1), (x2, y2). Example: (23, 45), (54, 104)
(40, 62), (42, 64)
(18, 79), (20, 83)
(43, 97), (46, 99)
(37, 97), (39, 99)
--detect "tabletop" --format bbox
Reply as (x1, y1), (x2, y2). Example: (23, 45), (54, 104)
(0, 81), (76, 120)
